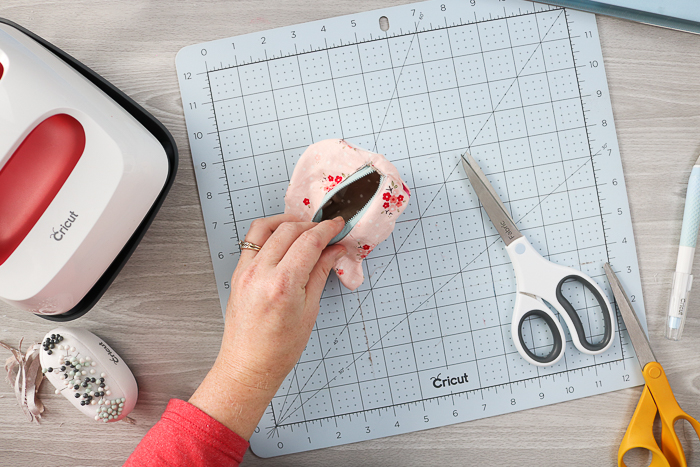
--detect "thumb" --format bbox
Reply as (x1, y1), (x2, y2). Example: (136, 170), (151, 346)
(305, 245), (347, 303)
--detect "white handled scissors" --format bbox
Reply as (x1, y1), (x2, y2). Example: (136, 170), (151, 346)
(461, 153), (615, 366)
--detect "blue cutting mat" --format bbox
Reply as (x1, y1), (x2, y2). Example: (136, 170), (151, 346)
(176, 0), (647, 457)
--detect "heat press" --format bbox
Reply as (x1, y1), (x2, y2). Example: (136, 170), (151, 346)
(0, 19), (177, 320)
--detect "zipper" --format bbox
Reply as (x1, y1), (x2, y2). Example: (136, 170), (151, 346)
(312, 165), (385, 244)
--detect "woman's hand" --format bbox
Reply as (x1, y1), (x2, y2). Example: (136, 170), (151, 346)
(189, 214), (346, 439)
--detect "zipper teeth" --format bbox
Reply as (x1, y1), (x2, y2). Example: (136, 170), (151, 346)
(322, 165), (375, 202)
(312, 165), (384, 242)
(313, 165), (375, 223)
(345, 174), (384, 226)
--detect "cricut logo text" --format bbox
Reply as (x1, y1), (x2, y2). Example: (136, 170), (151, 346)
(430, 372), (469, 389)
(50, 211), (79, 241)
(98, 341), (119, 365)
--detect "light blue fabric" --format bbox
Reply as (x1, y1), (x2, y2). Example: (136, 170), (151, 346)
(680, 167), (700, 248)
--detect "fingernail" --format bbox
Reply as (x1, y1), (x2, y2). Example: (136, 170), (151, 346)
(335, 248), (347, 260)
(333, 216), (345, 224)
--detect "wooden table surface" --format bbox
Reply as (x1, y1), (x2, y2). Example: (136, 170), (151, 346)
(1, 1), (700, 466)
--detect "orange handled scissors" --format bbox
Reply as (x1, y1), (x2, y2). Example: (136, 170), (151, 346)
(604, 263), (700, 467)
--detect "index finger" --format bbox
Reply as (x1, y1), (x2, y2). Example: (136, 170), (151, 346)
(277, 217), (345, 282)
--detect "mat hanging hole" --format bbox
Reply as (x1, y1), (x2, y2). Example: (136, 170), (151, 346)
(379, 16), (390, 31)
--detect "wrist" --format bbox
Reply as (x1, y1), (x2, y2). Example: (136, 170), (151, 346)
(188, 359), (278, 440)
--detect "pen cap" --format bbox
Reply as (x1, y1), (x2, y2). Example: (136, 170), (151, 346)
(666, 270), (692, 340)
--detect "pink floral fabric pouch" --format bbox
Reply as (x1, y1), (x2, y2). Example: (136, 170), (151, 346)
(284, 139), (411, 290)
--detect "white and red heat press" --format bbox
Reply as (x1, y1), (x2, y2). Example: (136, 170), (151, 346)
(0, 19), (178, 320)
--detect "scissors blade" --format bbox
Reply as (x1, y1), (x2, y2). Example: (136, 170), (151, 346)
(461, 152), (522, 246)
(603, 263), (656, 369)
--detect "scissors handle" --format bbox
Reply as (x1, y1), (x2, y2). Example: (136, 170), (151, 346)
(508, 237), (615, 365)
(555, 273), (614, 353)
(619, 362), (700, 467)
(512, 293), (566, 366)
(618, 384), (667, 467)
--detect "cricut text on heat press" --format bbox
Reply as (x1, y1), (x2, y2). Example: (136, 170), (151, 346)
(50, 211), (79, 242)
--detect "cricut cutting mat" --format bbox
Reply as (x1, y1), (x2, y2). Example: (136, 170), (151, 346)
(176, 0), (646, 457)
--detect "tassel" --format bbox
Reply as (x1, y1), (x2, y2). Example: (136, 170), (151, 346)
(1, 339), (44, 423)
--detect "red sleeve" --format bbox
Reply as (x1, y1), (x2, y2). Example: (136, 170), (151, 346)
(124, 399), (249, 467)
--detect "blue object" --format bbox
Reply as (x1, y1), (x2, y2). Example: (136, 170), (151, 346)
(680, 167), (700, 248)
(543, 0), (700, 35)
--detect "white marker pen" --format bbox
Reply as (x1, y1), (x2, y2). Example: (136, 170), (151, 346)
(667, 158), (700, 340)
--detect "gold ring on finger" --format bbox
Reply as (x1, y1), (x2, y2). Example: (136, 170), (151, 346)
(238, 240), (262, 252)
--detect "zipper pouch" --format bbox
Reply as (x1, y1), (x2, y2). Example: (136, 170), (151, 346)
(284, 139), (410, 290)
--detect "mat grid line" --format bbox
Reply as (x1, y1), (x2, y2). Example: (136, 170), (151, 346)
(270, 355), (635, 427)
(177, 1), (645, 452)
(270, 8), (607, 426)
(202, 6), (565, 72)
